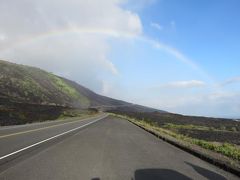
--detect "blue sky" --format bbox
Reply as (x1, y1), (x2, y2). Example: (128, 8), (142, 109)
(108, 0), (240, 117)
(143, 0), (240, 80)
(127, 0), (240, 80)
(0, 0), (239, 117)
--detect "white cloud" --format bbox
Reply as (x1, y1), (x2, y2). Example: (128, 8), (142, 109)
(0, 0), (142, 92)
(0, 0), (142, 47)
(101, 80), (112, 95)
(150, 22), (163, 31)
(221, 76), (240, 86)
(0, 34), (6, 41)
(161, 80), (206, 88)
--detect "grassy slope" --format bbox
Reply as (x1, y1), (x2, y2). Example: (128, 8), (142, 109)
(0, 60), (89, 108)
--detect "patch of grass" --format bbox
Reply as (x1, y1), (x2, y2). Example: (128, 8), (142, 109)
(48, 73), (90, 107)
(49, 74), (79, 99)
(8, 75), (47, 101)
(191, 140), (240, 161)
(57, 109), (99, 120)
(163, 123), (211, 131)
(20, 77), (43, 94)
(0, 63), (49, 101)
(162, 123), (233, 132)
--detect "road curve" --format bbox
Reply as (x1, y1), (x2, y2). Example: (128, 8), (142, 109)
(0, 116), (238, 180)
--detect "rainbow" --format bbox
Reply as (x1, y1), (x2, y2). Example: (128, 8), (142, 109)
(0, 27), (137, 52)
(0, 27), (213, 82)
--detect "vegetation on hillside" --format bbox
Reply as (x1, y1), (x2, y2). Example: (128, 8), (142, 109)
(48, 73), (90, 106)
(0, 60), (89, 108)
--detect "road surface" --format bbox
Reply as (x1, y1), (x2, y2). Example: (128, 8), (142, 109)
(0, 115), (238, 180)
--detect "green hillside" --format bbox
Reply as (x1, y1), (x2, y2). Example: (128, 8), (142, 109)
(0, 60), (90, 108)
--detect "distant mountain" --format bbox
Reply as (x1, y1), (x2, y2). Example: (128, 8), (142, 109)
(0, 60), (161, 125)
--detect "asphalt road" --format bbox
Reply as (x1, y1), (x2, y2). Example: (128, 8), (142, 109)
(0, 115), (238, 180)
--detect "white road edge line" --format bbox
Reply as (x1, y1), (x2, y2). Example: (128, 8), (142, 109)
(0, 114), (108, 161)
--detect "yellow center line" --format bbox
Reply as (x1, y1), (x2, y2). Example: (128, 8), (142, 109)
(0, 115), (101, 139)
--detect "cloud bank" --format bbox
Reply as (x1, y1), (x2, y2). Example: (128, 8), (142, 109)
(221, 76), (240, 86)
(162, 80), (206, 88)
(150, 22), (163, 31)
(0, 0), (142, 91)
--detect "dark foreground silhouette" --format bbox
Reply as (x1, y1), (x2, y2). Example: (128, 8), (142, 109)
(91, 169), (191, 180)
(185, 162), (227, 180)
(134, 169), (191, 180)
(91, 164), (227, 180)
